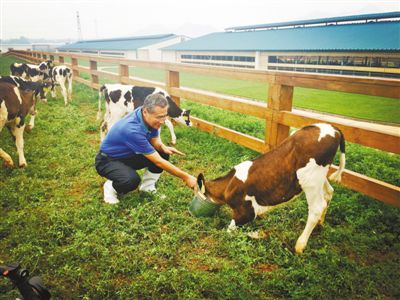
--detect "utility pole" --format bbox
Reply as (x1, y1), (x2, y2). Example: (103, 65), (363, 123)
(76, 11), (83, 41)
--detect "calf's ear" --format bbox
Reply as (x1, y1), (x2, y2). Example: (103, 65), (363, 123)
(197, 173), (206, 193)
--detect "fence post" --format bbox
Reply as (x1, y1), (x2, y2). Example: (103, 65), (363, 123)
(50, 55), (54, 61)
(59, 56), (64, 64)
(90, 60), (99, 88)
(119, 64), (129, 84)
(265, 79), (293, 150)
(34, 52), (41, 63)
(71, 57), (79, 77)
(166, 70), (180, 105)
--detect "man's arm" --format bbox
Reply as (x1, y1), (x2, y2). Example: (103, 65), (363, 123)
(144, 151), (196, 188)
(150, 136), (164, 152)
(150, 136), (185, 156)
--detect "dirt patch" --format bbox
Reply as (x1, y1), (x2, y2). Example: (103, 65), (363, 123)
(85, 130), (98, 135)
(185, 257), (213, 272)
(143, 256), (170, 272)
(255, 263), (278, 273)
(87, 136), (100, 146)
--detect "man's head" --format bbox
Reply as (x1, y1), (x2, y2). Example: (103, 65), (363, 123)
(142, 93), (169, 129)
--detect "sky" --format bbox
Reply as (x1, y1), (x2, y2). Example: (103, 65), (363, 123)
(0, 0), (399, 41)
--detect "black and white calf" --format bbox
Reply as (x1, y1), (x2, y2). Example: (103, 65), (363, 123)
(10, 60), (53, 81)
(197, 124), (346, 254)
(49, 66), (73, 105)
(0, 76), (50, 130)
(10, 63), (29, 78)
(97, 84), (191, 143)
(37, 60), (54, 74)
(0, 82), (37, 167)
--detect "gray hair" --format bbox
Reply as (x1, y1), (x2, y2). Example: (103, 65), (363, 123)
(142, 93), (169, 113)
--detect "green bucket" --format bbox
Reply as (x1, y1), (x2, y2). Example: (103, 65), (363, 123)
(188, 189), (221, 217)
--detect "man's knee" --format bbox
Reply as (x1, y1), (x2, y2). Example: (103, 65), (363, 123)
(159, 151), (170, 161)
(114, 175), (141, 194)
(147, 151), (169, 174)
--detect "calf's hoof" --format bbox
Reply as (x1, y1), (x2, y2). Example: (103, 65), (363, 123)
(294, 242), (305, 254)
(4, 160), (14, 168)
(25, 125), (33, 132)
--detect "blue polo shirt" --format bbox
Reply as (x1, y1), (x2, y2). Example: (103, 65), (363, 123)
(100, 107), (159, 158)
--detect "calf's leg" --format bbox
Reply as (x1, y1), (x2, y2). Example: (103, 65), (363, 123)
(0, 110), (14, 167)
(295, 159), (329, 253)
(11, 123), (27, 167)
(295, 186), (326, 254)
(67, 78), (72, 101)
(319, 179), (334, 226)
(26, 110), (37, 132)
(60, 83), (68, 106)
(0, 148), (14, 167)
(100, 120), (108, 141)
(51, 85), (57, 98)
(164, 119), (176, 144)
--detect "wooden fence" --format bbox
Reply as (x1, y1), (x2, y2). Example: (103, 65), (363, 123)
(6, 50), (400, 207)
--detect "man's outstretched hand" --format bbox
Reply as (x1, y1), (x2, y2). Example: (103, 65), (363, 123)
(162, 145), (185, 156)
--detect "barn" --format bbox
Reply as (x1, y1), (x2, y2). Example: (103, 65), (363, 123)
(162, 12), (400, 78)
(57, 33), (189, 61)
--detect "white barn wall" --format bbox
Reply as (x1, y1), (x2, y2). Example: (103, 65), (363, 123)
(162, 50), (176, 62)
(125, 51), (137, 60)
(139, 36), (189, 61)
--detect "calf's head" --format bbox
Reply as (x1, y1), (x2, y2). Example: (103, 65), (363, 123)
(196, 173), (227, 205)
(171, 107), (191, 127)
(164, 95), (192, 127)
(33, 81), (51, 102)
(39, 60), (54, 73)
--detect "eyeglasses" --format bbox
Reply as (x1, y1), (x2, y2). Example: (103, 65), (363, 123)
(151, 113), (168, 121)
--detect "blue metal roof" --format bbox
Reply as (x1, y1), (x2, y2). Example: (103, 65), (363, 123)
(58, 34), (177, 51)
(164, 21), (400, 52)
(226, 11), (400, 31)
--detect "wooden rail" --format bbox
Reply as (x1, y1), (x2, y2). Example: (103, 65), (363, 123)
(7, 50), (400, 207)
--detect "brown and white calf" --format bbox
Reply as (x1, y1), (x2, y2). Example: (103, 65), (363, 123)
(0, 75), (49, 101)
(97, 84), (191, 143)
(0, 76), (50, 130)
(0, 82), (37, 167)
(49, 65), (73, 105)
(197, 124), (346, 254)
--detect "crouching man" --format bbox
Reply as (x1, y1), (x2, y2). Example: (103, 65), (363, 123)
(95, 93), (196, 204)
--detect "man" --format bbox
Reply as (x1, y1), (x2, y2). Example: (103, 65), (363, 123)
(95, 93), (196, 204)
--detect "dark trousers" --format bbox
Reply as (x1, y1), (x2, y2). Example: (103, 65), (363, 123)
(95, 151), (169, 194)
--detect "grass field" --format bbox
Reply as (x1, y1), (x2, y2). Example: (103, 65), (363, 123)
(0, 55), (399, 299)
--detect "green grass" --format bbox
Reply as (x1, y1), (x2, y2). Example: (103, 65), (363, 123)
(1, 55), (400, 299)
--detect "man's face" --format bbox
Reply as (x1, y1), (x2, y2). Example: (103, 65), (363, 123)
(143, 106), (168, 129)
